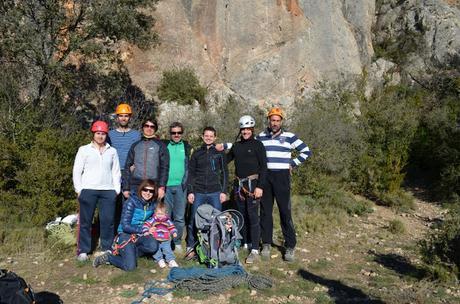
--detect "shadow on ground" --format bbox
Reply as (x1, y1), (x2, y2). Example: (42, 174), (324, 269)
(35, 291), (63, 304)
(298, 269), (385, 304)
(372, 252), (427, 279)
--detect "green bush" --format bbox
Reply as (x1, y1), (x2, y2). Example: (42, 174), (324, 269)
(157, 67), (208, 106)
(411, 96), (460, 201)
(420, 207), (460, 280)
(293, 187), (373, 233)
(388, 219), (405, 234)
(1, 129), (88, 225)
(291, 82), (364, 184)
(352, 85), (421, 196)
(378, 190), (415, 212)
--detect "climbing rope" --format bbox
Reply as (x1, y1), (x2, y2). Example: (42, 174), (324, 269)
(131, 265), (273, 303)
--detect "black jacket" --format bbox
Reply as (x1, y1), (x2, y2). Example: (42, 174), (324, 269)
(227, 137), (267, 190)
(187, 144), (228, 194)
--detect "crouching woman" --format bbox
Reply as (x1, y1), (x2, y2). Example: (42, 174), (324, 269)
(93, 179), (159, 271)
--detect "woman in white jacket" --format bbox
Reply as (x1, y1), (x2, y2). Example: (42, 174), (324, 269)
(73, 120), (121, 261)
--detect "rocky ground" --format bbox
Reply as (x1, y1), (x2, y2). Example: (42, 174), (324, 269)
(1, 193), (459, 304)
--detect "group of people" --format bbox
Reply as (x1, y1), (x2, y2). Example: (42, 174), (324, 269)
(72, 103), (311, 271)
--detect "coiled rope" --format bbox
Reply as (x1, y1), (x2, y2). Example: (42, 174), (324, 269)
(131, 265), (273, 303)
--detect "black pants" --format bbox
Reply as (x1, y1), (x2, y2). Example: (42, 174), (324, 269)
(260, 170), (296, 249)
(234, 180), (260, 251)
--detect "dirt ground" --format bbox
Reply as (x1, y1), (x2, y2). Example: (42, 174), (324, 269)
(1, 194), (459, 304)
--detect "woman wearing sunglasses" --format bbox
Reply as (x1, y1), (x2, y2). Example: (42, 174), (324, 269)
(122, 118), (169, 201)
(93, 179), (159, 271)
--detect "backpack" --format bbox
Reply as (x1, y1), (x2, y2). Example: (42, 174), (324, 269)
(194, 204), (243, 268)
(0, 269), (36, 304)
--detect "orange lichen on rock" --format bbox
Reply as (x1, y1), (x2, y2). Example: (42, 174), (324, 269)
(276, 0), (304, 17)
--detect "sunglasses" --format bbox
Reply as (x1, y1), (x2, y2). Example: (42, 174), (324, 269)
(143, 124), (156, 129)
(142, 188), (155, 194)
(170, 131), (183, 135)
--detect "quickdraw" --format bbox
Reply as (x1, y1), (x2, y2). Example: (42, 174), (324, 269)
(112, 233), (138, 255)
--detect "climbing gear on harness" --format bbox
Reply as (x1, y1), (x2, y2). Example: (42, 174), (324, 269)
(194, 205), (244, 268)
(236, 174), (259, 200)
(267, 107), (284, 119)
(112, 234), (138, 255)
(115, 103), (132, 115)
(238, 115), (256, 129)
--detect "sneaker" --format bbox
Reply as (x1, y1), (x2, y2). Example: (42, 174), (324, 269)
(93, 251), (111, 268)
(76, 253), (88, 262)
(168, 260), (179, 268)
(174, 244), (183, 254)
(284, 248), (295, 262)
(261, 244), (271, 258)
(158, 259), (167, 268)
(245, 250), (260, 264)
(93, 250), (111, 257)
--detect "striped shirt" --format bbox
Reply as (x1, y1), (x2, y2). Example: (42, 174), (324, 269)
(257, 129), (311, 170)
(108, 129), (141, 169)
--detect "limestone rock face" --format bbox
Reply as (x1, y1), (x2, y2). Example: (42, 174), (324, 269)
(374, 0), (460, 75)
(124, 0), (458, 104)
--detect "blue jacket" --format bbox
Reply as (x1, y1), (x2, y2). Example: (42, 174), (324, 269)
(118, 194), (156, 235)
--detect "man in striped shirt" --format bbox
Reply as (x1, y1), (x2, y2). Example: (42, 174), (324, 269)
(258, 107), (311, 262)
(108, 103), (141, 231)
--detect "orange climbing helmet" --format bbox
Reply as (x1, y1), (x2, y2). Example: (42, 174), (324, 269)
(115, 103), (132, 115)
(267, 107), (284, 119)
(91, 121), (109, 133)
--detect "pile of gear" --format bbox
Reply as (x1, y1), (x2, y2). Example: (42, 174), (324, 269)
(45, 214), (78, 248)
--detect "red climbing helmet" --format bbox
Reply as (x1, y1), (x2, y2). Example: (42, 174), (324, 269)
(91, 121), (109, 133)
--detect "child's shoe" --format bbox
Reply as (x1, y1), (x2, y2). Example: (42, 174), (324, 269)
(168, 260), (179, 268)
(158, 259), (167, 268)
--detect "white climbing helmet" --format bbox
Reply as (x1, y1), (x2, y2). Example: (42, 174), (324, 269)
(238, 115), (256, 129)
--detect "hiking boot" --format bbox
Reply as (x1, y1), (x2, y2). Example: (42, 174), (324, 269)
(284, 248), (295, 262)
(158, 259), (167, 268)
(245, 250), (260, 264)
(184, 247), (196, 260)
(92, 251), (110, 268)
(261, 244), (271, 259)
(168, 260), (179, 268)
(93, 250), (111, 257)
(76, 253), (88, 262)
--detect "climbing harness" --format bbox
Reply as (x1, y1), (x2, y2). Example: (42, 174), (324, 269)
(111, 234), (138, 255)
(236, 174), (259, 200)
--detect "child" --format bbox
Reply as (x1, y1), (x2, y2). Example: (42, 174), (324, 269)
(143, 201), (179, 268)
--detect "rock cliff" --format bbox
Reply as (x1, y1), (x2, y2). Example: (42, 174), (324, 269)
(123, 0), (459, 105)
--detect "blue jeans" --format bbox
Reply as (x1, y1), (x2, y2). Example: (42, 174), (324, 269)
(165, 185), (186, 245)
(77, 189), (117, 254)
(153, 240), (176, 262)
(108, 233), (158, 271)
(186, 192), (221, 248)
